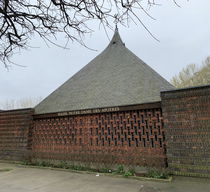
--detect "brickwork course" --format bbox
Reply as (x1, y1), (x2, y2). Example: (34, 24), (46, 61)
(0, 108), (34, 160)
(161, 84), (210, 178)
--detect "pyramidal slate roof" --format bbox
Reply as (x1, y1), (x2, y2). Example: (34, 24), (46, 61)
(35, 27), (174, 114)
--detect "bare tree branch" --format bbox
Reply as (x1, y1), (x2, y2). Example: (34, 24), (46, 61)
(0, 0), (179, 69)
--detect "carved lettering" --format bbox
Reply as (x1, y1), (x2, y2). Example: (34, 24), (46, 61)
(93, 109), (101, 113)
(81, 110), (92, 114)
(101, 107), (120, 112)
(58, 106), (120, 116)
(58, 112), (68, 116)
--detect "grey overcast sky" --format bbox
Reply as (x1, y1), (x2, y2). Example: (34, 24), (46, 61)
(1, 0), (210, 102)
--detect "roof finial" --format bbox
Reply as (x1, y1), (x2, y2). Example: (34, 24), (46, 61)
(115, 24), (118, 33)
(106, 24), (124, 47)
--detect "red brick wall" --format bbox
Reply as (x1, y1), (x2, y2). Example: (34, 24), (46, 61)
(161, 85), (210, 178)
(32, 108), (167, 169)
(0, 108), (34, 160)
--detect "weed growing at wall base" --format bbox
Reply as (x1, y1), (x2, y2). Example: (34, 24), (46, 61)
(117, 165), (124, 173)
(0, 168), (10, 172)
(123, 171), (132, 177)
(146, 170), (168, 179)
(19, 160), (169, 179)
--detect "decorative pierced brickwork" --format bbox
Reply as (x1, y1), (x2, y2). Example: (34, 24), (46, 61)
(161, 85), (210, 178)
(32, 108), (166, 169)
(0, 108), (34, 160)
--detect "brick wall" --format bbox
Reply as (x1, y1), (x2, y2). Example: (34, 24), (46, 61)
(161, 85), (210, 178)
(32, 108), (167, 171)
(0, 108), (34, 160)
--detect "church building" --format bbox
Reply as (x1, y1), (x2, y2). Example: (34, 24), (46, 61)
(32, 27), (174, 169)
(1, 27), (210, 178)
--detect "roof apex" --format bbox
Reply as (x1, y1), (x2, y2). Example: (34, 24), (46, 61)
(107, 25), (124, 48)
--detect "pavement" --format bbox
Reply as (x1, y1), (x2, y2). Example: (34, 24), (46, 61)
(0, 162), (210, 192)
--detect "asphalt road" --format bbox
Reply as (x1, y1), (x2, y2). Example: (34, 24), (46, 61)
(0, 163), (210, 192)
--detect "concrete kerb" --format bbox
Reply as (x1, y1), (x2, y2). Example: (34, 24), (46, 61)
(0, 160), (22, 164)
(15, 164), (172, 183)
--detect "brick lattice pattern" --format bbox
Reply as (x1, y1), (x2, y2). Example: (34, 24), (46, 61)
(0, 108), (34, 160)
(161, 85), (210, 178)
(33, 109), (166, 168)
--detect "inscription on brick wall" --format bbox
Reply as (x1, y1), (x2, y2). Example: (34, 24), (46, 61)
(58, 107), (120, 116)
